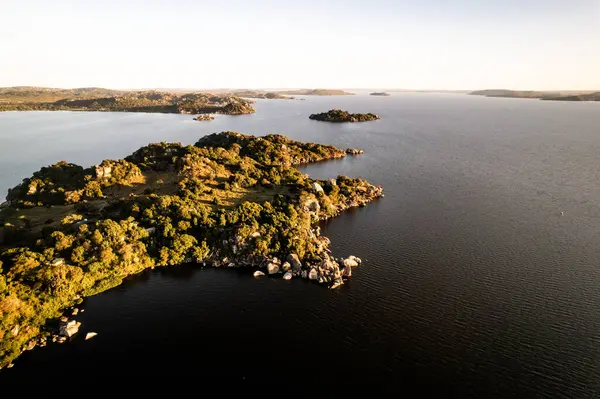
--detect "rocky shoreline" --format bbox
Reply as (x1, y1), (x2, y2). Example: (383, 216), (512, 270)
(0, 132), (383, 369)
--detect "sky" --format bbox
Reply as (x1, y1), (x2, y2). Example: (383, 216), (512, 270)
(1, 0), (599, 90)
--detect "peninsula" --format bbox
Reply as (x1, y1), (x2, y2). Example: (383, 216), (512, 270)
(276, 89), (354, 96)
(229, 90), (294, 100)
(470, 89), (600, 102)
(0, 87), (256, 115)
(309, 109), (380, 123)
(0, 132), (383, 369)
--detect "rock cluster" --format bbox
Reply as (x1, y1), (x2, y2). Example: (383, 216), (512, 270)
(193, 114), (214, 121)
(345, 148), (364, 155)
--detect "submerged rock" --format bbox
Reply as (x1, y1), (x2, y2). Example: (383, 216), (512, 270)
(85, 332), (98, 340)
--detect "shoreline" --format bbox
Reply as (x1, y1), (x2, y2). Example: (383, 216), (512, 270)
(0, 132), (383, 369)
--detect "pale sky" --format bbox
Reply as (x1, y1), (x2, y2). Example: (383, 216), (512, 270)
(1, 0), (599, 90)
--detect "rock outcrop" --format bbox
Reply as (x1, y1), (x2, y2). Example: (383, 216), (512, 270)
(59, 319), (81, 337)
(345, 148), (364, 155)
(287, 254), (302, 272)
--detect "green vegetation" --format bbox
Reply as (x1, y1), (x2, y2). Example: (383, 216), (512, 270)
(0, 89), (256, 115)
(0, 132), (383, 368)
(309, 109), (380, 123)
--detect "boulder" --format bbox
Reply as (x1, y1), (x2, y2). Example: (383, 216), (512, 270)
(50, 258), (65, 266)
(10, 324), (19, 337)
(267, 263), (280, 275)
(283, 272), (293, 280)
(72, 308), (79, 316)
(85, 332), (98, 340)
(301, 270), (308, 279)
(305, 198), (320, 213)
(281, 262), (291, 272)
(287, 254), (302, 271)
(330, 280), (343, 289)
(26, 340), (36, 351)
(343, 256), (360, 268)
(308, 268), (318, 280)
(253, 270), (265, 277)
(59, 320), (81, 337)
(342, 264), (352, 278)
(250, 231), (261, 238)
(312, 182), (324, 193)
(328, 178), (337, 186)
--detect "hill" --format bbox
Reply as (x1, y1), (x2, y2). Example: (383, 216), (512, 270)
(276, 89), (354, 96)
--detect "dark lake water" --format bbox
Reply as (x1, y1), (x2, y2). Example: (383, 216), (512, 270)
(1, 93), (600, 396)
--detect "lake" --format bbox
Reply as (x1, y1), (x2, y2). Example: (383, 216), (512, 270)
(1, 93), (599, 396)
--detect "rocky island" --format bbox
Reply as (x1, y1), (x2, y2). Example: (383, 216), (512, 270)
(0, 132), (383, 369)
(370, 92), (390, 96)
(309, 109), (380, 123)
(0, 88), (256, 115)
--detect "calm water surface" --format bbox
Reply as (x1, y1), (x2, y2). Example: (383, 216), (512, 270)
(1, 94), (599, 396)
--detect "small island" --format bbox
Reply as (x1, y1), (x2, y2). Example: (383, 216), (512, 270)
(0, 132), (383, 369)
(0, 87), (256, 115)
(309, 109), (380, 123)
(193, 115), (215, 121)
(370, 92), (390, 96)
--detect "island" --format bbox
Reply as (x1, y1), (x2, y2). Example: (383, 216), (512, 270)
(309, 109), (380, 123)
(0, 132), (383, 369)
(470, 89), (600, 102)
(276, 89), (354, 96)
(370, 92), (390, 96)
(0, 87), (256, 115)
(193, 115), (215, 121)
